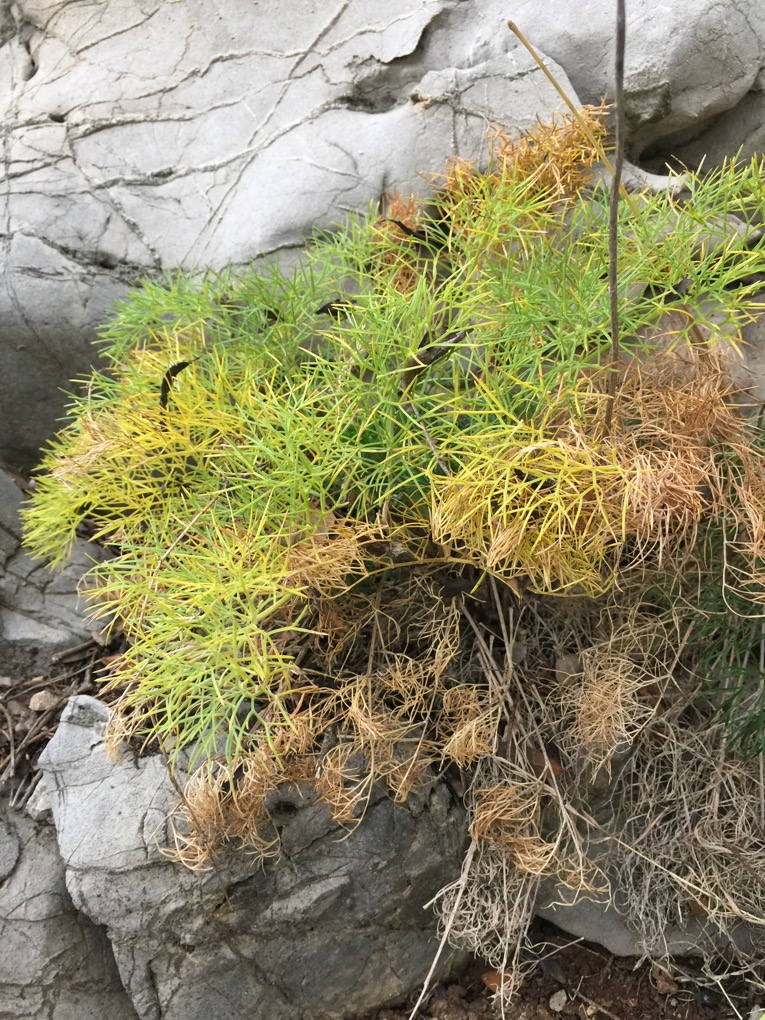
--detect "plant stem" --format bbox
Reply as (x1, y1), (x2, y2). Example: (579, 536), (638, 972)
(604, 0), (626, 432)
(507, 18), (637, 217)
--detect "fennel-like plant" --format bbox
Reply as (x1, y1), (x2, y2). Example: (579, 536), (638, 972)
(23, 110), (765, 791)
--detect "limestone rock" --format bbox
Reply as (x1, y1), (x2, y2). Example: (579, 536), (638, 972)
(740, 302), (765, 411)
(0, 470), (111, 675)
(536, 876), (760, 960)
(510, 0), (765, 158)
(38, 696), (468, 1020)
(0, 797), (138, 1020)
(646, 88), (765, 171)
(0, 0), (580, 469)
(4, 1), (765, 468)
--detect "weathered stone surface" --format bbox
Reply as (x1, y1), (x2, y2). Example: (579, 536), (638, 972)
(0, 470), (110, 674)
(38, 696), (468, 1020)
(739, 298), (765, 410)
(645, 87), (765, 171)
(3, 1), (765, 468)
(1, 0), (581, 469)
(537, 876), (760, 960)
(510, 0), (765, 159)
(0, 797), (138, 1020)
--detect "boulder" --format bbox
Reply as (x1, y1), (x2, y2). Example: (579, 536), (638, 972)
(5, 0), (765, 469)
(537, 878), (761, 960)
(509, 0), (765, 159)
(740, 297), (765, 410)
(0, 469), (110, 675)
(1, 0), (579, 469)
(37, 695), (468, 1020)
(644, 85), (765, 171)
(4, 1), (765, 468)
(0, 796), (138, 1020)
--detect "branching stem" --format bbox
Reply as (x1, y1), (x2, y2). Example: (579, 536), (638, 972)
(604, 0), (627, 432)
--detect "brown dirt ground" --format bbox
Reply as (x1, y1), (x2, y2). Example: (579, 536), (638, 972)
(354, 922), (754, 1020)
(0, 640), (118, 791)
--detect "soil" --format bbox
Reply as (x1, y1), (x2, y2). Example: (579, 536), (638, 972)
(356, 922), (754, 1020)
(0, 638), (122, 793)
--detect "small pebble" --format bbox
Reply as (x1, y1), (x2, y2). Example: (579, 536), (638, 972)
(549, 989), (567, 1013)
(694, 987), (720, 1007)
(29, 690), (59, 712)
(650, 961), (678, 994)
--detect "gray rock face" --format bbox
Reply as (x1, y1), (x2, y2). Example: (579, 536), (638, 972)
(38, 696), (467, 1020)
(4, 0), (764, 468)
(0, 0), (578, 469)
(740, 299), (765, 410)
(509, 0), (765, 158)
(0, 470), (111, 674)
(536, 878), (759, 960)
(0, 796), (138, 1020)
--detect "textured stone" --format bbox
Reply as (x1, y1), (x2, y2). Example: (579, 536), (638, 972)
(510, 0), (765, 158)
(0, 798), (138, 1020)
(646, 88), (765, 171)
(736, 293), (765, 411)
(4, 1), (765, 468)
(0, 470), (110, 674)
(38, 696), (468, 1020)
(537, 876), (760, 959)
(0, 0), (583, 468)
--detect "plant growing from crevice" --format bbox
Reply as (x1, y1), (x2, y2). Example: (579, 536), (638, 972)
(22, 106), (765, 999)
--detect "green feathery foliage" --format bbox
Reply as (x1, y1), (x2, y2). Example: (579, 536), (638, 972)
(22, 110), (765, 778)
